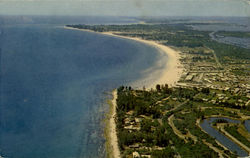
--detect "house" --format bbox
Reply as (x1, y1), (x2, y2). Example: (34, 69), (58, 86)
(133, 152), (140, 158)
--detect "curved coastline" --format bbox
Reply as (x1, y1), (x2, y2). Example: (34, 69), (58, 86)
(64, 26), (183, 158)
(100, 32), (183, 89)
(64, 26), (183, 89)
(101, 31), (183, 158)
(103, 33), (183, 157)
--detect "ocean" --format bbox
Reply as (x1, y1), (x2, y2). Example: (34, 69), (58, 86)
(0, 16), (164, 158)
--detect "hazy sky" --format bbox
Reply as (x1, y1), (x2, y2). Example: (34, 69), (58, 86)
(0, 0), (250, 17)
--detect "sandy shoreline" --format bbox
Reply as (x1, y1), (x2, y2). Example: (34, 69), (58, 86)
(102, 32), (183, 89)
(108, 90), (121, 158)
(64, 26), (183, 89)
(64, 26), (183, 158)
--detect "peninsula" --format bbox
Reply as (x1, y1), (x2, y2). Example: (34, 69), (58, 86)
(66, 22), (250, 158)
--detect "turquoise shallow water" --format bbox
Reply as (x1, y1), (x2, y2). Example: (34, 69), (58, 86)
(0, 20), (163, 157)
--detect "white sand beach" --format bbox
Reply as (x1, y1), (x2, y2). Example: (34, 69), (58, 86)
(109, 90), (120, 158)
(64, 26), (183, 158)
(104, 32), (183, 89)
(64, 26), (183, 89)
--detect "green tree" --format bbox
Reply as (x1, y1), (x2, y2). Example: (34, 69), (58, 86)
(156, 84), (161, 92)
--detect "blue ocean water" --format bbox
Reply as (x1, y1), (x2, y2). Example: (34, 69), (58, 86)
(0, 17), (163, 158)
